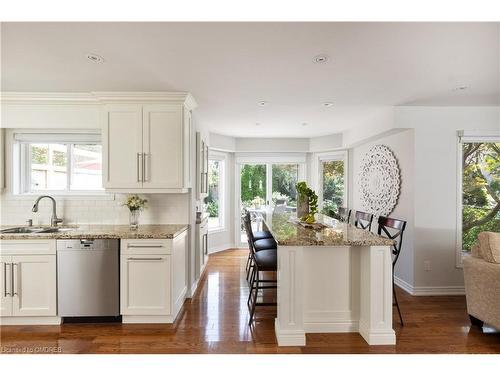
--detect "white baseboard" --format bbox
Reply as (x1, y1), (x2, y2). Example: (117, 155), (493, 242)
(274, 318), (306, 346)
(208, 243), (236, 254)
(394, 276), (465, 296)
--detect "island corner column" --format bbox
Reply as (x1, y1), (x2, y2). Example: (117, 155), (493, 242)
(358, 245), (396, 345)
(274, 245), (306, 346)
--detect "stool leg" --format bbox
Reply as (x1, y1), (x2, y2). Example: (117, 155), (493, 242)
(247, 265), (256, 305)
(393, 279), (404, 326)
(249, 268), (259, 325)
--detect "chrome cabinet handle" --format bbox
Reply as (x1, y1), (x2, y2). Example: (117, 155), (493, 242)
(143, 153), (148, 182)
(137, 153), (142, 182)
(3, 263), (10, 297)
(127, 244), (164, 248)
(12, 263), (18, 296)
(127, 257), (163, 261)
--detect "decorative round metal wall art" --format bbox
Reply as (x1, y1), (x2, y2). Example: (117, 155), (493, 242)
(359, 145), (401, 217)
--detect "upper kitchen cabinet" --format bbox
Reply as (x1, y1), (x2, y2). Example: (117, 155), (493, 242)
(100, 92), (197, 193)
(196, 132), (209, 200)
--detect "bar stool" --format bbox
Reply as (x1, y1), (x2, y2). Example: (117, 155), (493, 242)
(377, 215), (407, 326)
(337, 207), (351, 223)
(243, 211), (275, 280)
(354, 210), (374, 231)
(246, 242), (277, 325)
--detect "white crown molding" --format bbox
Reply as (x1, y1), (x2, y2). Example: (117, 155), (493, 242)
(1, 91), (198, 109)
(0, 92), (98, 104)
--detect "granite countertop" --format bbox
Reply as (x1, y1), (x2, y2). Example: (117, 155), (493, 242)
(0, 224), (189, 240)
(261, 212), (394, 247)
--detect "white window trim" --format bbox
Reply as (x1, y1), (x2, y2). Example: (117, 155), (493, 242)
(456, 131), (500, 268)
(208, 151), (226, 233)
(12, 130), (105, 196)
(316, 150), (349, 211)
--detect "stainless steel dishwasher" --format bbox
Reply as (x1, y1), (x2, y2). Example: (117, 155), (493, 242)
(57, 239), (119, 317)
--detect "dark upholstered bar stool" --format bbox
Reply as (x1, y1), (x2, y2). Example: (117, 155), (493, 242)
(246, 241), (277, 324)
(243, 213), (277, 281)
(377, 215), (407, 326)
(243, 211), (274, 279)
(337, 207), (351, 223)
(354, 210), (374, 231)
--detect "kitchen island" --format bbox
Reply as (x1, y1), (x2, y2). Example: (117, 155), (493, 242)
(261, 212), (396, 346)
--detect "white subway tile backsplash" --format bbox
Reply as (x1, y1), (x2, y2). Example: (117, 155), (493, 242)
(0, 193), (189, 226)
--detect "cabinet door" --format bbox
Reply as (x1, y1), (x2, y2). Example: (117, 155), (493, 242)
(121, 254), (171, 315)
(0, 256), (12, 317)
(183, 107), (192, 188)
(103, 104), (143, 189)
(11, 255), (57, 316)
(143, 104), (183, 189)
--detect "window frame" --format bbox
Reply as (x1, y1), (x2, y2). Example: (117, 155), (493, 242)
(207, 151), (226, 233)
(316, 150), (349, 212)
(15, 132), (104, 195)
(456, 131), (500, 268)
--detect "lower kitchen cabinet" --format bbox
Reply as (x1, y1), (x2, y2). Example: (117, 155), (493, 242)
(121, 254), (172, 316)
(120, 230), (188, 323)
(0, 240), (58, 324)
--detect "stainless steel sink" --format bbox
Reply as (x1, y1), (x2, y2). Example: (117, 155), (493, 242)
(0, 226), (76, 234)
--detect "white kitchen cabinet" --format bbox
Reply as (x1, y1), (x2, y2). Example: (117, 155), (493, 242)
(0, 240), (58, 324)
(101, 93), (197, 193)
(11, 255), (57, 316)
(0, 256), (12, 317)
(0, 128), (5, 191)
(195, 216), (208, 281)
(196, 132), (209, 199)
(102, 104), (143, 189)
(120, 230), (188, 323)
(121, 253), (172, 316)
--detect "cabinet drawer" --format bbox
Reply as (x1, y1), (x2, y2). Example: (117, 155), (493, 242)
(0, 240), (56, 255)
(121, 239), (171, 255)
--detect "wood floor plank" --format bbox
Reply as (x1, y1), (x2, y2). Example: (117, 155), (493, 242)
(1, 248), (499, 354)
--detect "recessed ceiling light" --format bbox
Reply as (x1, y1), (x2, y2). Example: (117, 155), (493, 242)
(453, 85), (469, 91)
(86, 53), (105, 63)
(312, 54), (329, 64)
(322, 102), (334, 107)
(257, 101), (268, 107)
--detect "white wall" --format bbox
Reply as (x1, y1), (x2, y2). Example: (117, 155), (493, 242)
(349, 129), (415, 287)
(207, 151), (236, 253)
(395, 106), (499, 291)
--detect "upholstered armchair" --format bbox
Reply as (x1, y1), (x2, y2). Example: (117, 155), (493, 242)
(463, 231), (500, 330)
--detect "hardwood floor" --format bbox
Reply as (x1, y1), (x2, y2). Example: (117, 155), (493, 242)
(1, 248), (499, 354)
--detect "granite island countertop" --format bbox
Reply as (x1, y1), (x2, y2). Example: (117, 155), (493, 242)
(0, 224), (189, 240)
(260, 212), (394, 247)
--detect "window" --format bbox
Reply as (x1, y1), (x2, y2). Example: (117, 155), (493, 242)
(207, 153), (225, 231)
(457, 134), (499, 265)
(15, 132), (103, 193)
(318, 152), (348, 216)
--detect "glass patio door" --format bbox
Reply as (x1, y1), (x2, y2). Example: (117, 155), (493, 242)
(238, 162), (302, 245)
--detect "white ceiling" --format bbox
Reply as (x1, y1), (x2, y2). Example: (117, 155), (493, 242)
(1, 22), (498, 137)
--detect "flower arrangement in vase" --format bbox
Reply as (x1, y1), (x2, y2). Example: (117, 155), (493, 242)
(296, 181), (318, 224)
(123, 194), (148, 229)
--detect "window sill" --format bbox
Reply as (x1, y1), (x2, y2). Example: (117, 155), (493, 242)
(3, 192), (115, 201)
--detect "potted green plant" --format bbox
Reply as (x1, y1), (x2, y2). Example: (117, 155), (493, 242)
(296, 181), (318, 224)
(123, 194), (148, 229)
